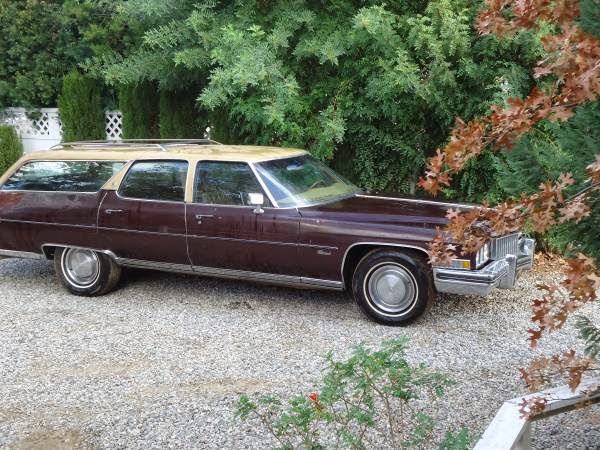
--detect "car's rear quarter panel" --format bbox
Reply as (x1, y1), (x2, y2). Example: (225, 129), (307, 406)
(0, 191), (103, 254)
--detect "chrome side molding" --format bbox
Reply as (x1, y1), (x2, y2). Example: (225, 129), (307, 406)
(116, 256), (344, 290)
(0, 249), (45, 260)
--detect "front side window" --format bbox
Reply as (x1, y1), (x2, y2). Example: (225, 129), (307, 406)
(119, 160), (188, 202)
(1, 160), (125, 192)
(254, 155), (361, 207)
(195, 161), (271, 206)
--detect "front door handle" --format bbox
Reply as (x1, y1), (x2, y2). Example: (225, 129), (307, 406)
(105, 209), (125, 215)
(195, 214), (214, 224)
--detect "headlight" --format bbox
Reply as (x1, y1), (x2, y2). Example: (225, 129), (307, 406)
(519, 238), (535, 256)
(475, 243), (490, 268)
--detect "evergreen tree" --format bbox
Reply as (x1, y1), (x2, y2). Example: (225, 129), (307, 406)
(497, 100), (600, 261)
(159, 89), (207, 139)
(58, 70), (105, 142)
(119, 82), (160, 139)
(0, 125), (23, 176)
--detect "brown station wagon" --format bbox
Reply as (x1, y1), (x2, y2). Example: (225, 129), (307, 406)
(0, 139), (535, 325)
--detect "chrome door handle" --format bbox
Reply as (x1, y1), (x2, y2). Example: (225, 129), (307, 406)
(105, 209), (124, 214)
(195, 214), (214, 224)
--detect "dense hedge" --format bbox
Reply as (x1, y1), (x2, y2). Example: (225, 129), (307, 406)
(58, 71), (105, 142)
(0, 126), (23, 176)
(159, 89), (207, 139)
(119, 82), (159, 139)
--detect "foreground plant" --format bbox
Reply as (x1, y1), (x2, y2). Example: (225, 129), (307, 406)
(236, 338), (471, 449)
(419, 0), (599, 416)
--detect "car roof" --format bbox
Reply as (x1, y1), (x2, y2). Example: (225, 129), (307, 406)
(21, 142), (309, 164)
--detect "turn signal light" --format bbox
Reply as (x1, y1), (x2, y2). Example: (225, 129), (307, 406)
(451, 259), (471, 270)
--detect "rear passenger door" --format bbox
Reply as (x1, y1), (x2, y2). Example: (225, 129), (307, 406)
(98, 160), (190, 268)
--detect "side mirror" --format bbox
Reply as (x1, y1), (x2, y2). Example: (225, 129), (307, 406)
(248, 192), (265, 214)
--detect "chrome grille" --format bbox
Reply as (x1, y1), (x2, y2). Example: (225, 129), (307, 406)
(490, 233), (519, 259)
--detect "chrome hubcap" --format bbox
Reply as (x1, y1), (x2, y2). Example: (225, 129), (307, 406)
(62, 248), (100, 288)
(366, 263), (417, 315)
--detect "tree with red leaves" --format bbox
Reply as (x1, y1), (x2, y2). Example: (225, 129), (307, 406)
(419, 0), (600, 417)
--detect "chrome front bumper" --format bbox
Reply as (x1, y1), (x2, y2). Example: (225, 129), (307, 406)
(433, 237), (535, 296)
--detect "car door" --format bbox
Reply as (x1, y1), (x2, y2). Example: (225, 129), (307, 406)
(186, 160), (301, 279)
(98, 160), (190, 268)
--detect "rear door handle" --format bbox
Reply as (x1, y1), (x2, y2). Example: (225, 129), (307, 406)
(105, 209), (125, 215)
(195, 214), (214, 224)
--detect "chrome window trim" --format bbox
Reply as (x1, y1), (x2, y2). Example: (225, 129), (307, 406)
(341, 242), (430, 283)
(248, 162), (279, 208)
(117, 159), (189, 204)
(191, 160), (280, 208)
(0, 159), (127, 193)
(0, 190), (103, 195)
(114, 191), (188, 205)
(251, 158), (362, 209)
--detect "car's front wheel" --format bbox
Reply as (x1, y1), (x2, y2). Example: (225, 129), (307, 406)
(352, 249), (433, 325)
(54, 247), (122, 296)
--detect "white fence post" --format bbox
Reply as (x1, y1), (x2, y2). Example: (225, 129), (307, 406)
(1, 107), (124, 152)
(105, 110), (123, 141)
(475, 377), (600, 450)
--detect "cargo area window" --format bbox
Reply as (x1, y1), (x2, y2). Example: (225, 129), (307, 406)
(119, 160), (188, 202)
(194, 161), (271, 206)
(0, 160), (125, 193)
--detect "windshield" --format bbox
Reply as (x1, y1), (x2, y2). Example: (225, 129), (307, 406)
(254, 155), (361, 207)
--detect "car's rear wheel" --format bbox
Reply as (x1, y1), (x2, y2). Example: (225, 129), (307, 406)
(352, 249), (433, 325)
(54, 247), (122, 296)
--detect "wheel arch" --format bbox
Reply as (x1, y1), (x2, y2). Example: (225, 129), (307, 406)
(342, 243), (430, 288)
(41, 244), (118, 261)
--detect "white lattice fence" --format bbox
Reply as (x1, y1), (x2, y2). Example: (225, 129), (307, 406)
(1, 107), (124, 153)
(105, 110), (123, 141)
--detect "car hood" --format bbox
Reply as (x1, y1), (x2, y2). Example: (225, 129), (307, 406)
(298, 194), (475, 228)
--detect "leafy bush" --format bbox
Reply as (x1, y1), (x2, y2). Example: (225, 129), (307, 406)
(58, 70), (105, 142)
(0, 126), (23, 176)
(159, 89), (207, 139)
(93, 0), (540, 194)
(0, 1), (132, 108)
(119, 82), (160, 139)
(236, 338), (472, 449)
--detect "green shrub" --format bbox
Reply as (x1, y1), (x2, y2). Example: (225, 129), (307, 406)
(58, 70), (105, 142)
(159, 89), (208, 139)
(236, 338), (472, 449)
(0, 126), (23, 176)
(496, 100), (600, 262)
(119, 82), (160, 139)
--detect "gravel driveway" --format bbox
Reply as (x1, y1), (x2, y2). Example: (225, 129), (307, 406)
(0, 257), (598, 449)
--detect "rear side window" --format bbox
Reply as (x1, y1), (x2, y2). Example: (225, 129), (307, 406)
(119, 160), (188, 202)
(1, 160), (125, 192)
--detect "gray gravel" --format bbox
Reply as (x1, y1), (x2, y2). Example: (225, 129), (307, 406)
(0, 257), (598, 449)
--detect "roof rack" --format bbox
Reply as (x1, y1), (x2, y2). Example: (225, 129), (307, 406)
(49, 139), (222, 152)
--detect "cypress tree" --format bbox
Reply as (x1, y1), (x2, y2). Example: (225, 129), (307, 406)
(159, 89), (207, 139)
(58, 70), (105, 142)
(0, 125), (23, 175)
(119, 82), (160, 139)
